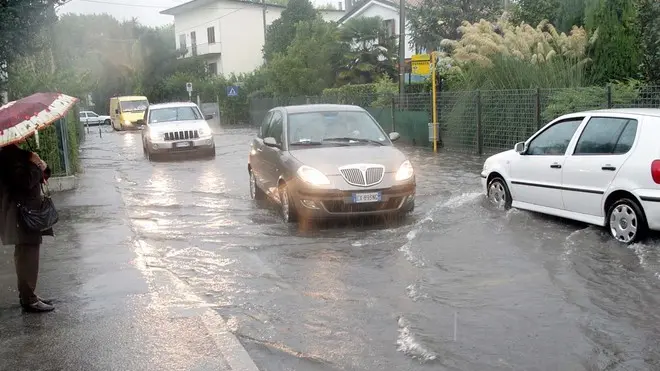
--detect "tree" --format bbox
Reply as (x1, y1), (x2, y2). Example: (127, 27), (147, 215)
(0, 0), (64, 93)
(639, 0), (660, 83)
(263, 0), (319, 61)
(511, 0), (560, 27)
(265, 19), (343, 96)
(585, 0), (642, 84)
(338, 17), (398, 84)
(406, 0), (502, 52)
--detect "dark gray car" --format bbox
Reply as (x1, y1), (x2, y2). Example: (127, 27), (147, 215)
(248, 104), (416, 223)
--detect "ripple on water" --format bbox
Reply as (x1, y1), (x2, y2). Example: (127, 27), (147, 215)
(396, 316), (438, 363)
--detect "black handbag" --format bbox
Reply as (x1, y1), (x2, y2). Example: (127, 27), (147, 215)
(16, 182), (59, 232)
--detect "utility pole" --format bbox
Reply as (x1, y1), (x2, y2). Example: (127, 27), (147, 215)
(262, 0), (268, 64)
(398, 0), (406, 96)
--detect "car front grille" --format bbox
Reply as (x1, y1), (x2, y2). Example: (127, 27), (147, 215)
(164, 130), (199, 141)
(339, 165), (385, 187)
(322, 197), (402, 213)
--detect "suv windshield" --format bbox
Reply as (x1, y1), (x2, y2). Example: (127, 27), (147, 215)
(149, 106), (202, 124)
(120, 100), (149, 112)
(287, 111), (390, 146)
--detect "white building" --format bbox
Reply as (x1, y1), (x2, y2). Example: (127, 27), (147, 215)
(337, 0), (416, 59)
(161, 0), (346, 76)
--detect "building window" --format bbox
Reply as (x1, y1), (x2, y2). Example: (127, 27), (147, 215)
(190, 31), (197, 56)
(179, 34), (187, 51)
(208, 62), (218, 75)
(207, 27), (216, 44)
(383, 19), (395, 37)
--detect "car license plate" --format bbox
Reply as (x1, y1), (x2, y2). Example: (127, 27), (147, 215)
(352, 192), (382, 203)
(175, 141), (191, 148)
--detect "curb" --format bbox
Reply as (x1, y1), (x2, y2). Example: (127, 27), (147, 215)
(48, 175), (78, 192)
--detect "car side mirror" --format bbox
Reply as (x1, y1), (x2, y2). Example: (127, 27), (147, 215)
(389, 132), (401, 142)
(204, 114), (213, 120)
(514, 142), (527, 154)
(115, 109), (119, 114)
(263, 137), (279, 148)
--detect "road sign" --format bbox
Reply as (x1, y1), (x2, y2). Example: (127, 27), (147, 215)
(226, 86), (239, 97)
(411, 53), (431, 76)
(186, 82), (193, 92)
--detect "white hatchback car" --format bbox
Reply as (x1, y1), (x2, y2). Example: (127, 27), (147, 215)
(481, 108), (660, 244)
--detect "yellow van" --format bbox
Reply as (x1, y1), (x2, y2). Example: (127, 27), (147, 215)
(109, 95), (149, 131)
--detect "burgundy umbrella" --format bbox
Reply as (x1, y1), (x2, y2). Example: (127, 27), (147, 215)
(0, 92), (79, 147)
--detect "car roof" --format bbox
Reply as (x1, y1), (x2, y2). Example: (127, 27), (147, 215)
(148, 102), (198, 109)
(279, 104), (366, 114)
(115, 96), (148, 102)
(578, 108), (660, 118)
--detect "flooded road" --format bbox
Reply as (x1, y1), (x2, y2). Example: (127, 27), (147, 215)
(86, 125), (660, 371)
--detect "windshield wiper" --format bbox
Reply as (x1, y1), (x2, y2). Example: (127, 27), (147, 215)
(323, 137), (384, 146)
(290, 141), (323, 146)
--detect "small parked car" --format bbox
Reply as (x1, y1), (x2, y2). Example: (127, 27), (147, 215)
(140, 102), (215, 160)
(481, 108), (660, 244)
(79, 110), (111, 126)
(248, 104), (416, 223)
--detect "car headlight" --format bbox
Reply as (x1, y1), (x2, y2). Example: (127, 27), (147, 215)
(395, 160), (414, 181)
(198, 126), (211, 136)
(297, 165), (330, 185)
(124, 120), (131, 126)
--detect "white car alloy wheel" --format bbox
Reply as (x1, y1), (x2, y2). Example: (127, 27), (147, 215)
(608, 198), (647, 244)
(487, 177), (511, 209)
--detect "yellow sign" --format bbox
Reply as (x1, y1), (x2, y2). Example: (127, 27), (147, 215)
(411, 53), (431, 76)
(411, 61), (430, 75)
(411, 54), (430, 61)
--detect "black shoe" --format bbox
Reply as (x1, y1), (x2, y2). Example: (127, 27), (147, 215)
(21, 300), (55, 313)
(37, 297), (53, 305)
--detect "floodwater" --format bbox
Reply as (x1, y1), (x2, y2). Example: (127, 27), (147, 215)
(85, 124), (660, 371)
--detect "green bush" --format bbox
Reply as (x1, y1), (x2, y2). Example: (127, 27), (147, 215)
(542, 80), (642, 121)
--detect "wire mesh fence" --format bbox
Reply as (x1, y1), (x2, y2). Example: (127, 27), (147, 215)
(249, 85), (660, 155)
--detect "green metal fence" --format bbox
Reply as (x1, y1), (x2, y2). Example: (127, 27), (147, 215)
(249, 85), (660, 155)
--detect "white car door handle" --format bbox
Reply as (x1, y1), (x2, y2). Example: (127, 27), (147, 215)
(550, 163), (562, 169)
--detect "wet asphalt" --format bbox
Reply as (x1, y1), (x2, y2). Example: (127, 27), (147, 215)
(5, 122), (660, 371)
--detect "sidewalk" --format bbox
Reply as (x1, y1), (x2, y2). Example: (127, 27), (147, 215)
(0, 138), (258, 371)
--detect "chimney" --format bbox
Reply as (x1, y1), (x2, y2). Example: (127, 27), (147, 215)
(338, 1), (343, 10)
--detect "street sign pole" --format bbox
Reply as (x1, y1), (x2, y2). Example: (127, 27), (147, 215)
(431, 52), (438, 153)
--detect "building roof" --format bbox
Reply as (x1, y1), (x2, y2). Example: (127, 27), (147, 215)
(161, 0), (345, 15)
(338, 0), (415, 24)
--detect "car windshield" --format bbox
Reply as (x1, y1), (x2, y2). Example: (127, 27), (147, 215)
(149, 106), (202, 124)
(287, 111), (389, 146)
(120, 100), (149, 112)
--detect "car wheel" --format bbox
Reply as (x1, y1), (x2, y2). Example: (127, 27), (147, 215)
(607, 198), (648, 244)
(249, 170), (265, 200)
(487, 176), (512, 210)
(278, 182), (297, 223)
(104, 119), (111, 125)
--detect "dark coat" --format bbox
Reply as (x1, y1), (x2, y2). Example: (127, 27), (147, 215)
(0, 144), (53, 246)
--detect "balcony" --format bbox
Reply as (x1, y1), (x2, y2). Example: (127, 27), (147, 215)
(179, 42), (222, 59)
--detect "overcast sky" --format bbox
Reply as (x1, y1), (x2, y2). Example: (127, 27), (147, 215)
(58, 0), (192, 27)
(57, 0), (331, 27)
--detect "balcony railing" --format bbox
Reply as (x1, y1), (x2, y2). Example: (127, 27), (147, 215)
(178, 42), (222, 59)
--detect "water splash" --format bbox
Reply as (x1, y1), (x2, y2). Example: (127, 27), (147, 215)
(396, 316), (438, 362)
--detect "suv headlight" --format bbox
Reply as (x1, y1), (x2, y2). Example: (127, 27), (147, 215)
(297, 165), (330, 185)
(395, 160), (414, 181)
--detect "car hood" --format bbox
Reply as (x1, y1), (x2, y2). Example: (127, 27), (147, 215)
(288, 145), (408, 175)
(148, 120), (208, 133)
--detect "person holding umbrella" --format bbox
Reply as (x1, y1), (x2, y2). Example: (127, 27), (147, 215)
(0, 92), (77, 313)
